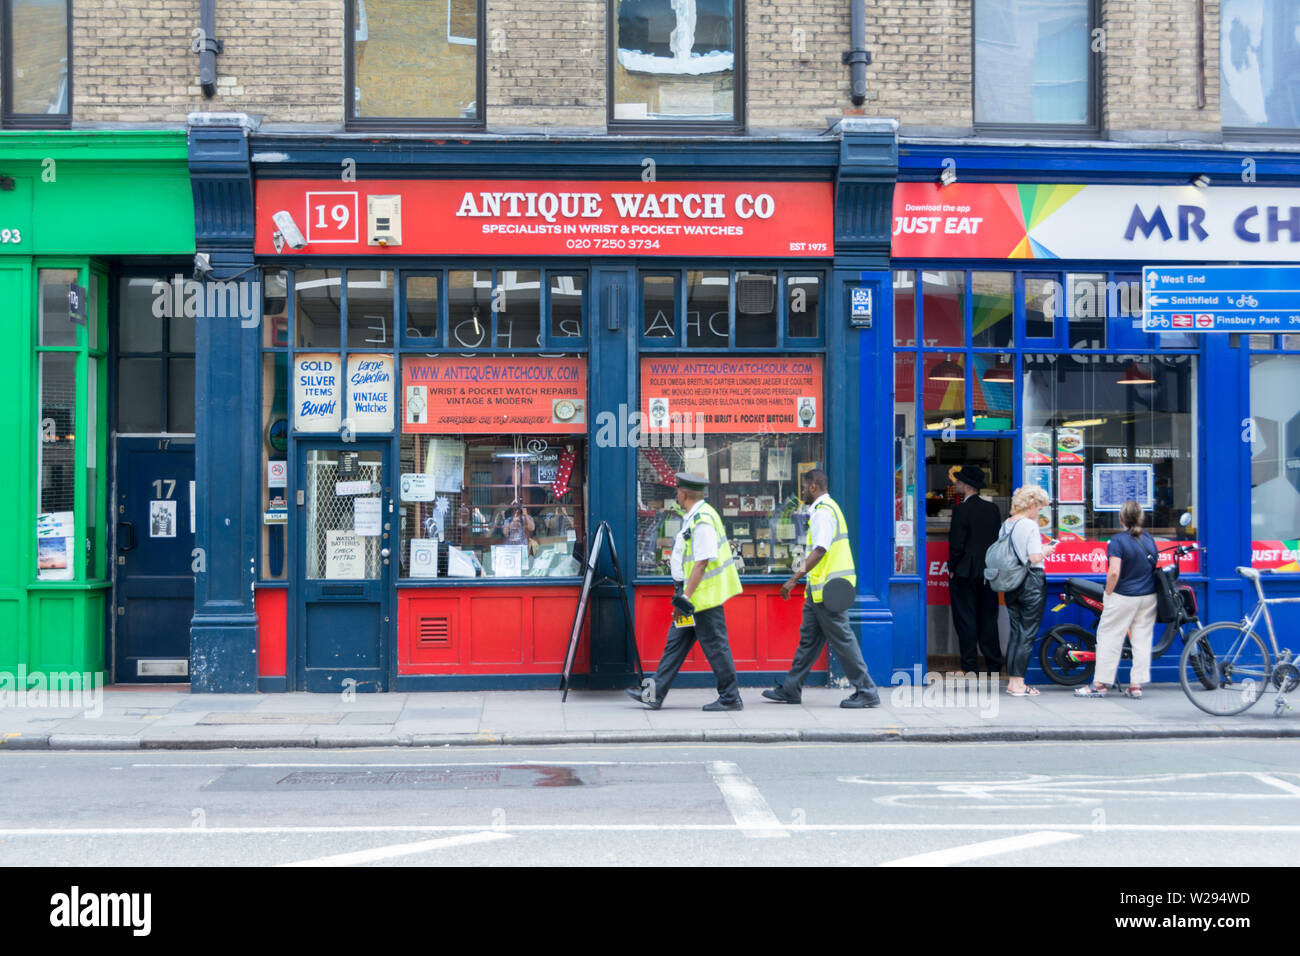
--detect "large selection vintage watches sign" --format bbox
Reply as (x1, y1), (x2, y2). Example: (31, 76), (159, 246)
(294, 353), (395, 434)
(254, 179), (834, 257)
(403, 356), (587, 435)
(892, 182), (1300, 262)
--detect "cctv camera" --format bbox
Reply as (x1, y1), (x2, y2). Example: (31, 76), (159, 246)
(272, 210), (308, 250)
(193, 252), (212, 280)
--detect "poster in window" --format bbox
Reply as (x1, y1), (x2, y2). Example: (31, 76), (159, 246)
(1058, 465), (1085, 504)
(491, 545), (525, 577)
(346, 355), (395, 433)
(1056, 427), (1085, 464)
(294, 353), (342, 432)
(402, 356), (586, 434)
(730, 442), (760, 481)
(36, 511), (75, 581)
(424, 438), (466, 493)
(1092, 464), (1154, 511)
(325, 530), (365, 579)
(640, 356), (823, 433)
(1025, 431), (1053, 464)
(1024, 466), (1052, 499)
(150, 500), (177, 538)
(409, 539), (440, 578)
(1058, 505), (1086, 539)
(767, 446), (793, 481)
(354, 497), (382, 537)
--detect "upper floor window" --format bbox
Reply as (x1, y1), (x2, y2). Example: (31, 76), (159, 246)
(1221, 0), (1300, 134)
(1, 0), (71, 128)
(973, 0), (1097, 134)
(346, 0), (483, 128)
(609, 0), (743, 130)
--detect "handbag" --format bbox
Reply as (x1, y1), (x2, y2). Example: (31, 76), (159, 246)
(1143, 536), (1180, 623)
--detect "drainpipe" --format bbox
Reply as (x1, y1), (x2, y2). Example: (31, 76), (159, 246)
(194, 0), (224, 98)
(843, 0), (871, 106)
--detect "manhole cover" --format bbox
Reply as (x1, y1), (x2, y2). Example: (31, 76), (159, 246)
(273, 765), (586, 790)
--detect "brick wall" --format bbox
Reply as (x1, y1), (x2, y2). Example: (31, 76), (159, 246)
(1104, 0), (1220, 135)
(7, 0), (1232, 138)
(72, 0), (344, 126)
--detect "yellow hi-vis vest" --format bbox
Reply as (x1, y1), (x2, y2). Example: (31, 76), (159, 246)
(806, 496), (856, 603)
(683, 502), (743, 611)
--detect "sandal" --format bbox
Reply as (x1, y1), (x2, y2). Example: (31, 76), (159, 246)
(1074, 684), (1107, 698)
(1123, 685), (1142, 699)
(1006, 686), (1041, 697)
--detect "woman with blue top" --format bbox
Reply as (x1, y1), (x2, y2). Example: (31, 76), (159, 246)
(1075, 499), (1158, 699)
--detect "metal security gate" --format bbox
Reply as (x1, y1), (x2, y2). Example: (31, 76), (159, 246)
(296, 442), (393, 692)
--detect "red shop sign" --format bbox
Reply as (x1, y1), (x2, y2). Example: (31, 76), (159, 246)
(640, 356), (823, 434)
(254, 179), (834, 258)
(402, 356), (586, 435)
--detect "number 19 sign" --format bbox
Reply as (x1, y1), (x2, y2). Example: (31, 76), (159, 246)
(305, 191), (359, 243)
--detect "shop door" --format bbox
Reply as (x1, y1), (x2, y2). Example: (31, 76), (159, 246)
(113, 437), (195, 682)
(296, 443), (393, 692)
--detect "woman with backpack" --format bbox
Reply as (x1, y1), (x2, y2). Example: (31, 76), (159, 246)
(1002, 485), (1055, 696)
(1074, 499), (1158, 699)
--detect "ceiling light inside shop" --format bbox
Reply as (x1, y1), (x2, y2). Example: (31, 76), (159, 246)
(1061, 418), (1107, 427)
(928, 358), (964, 381)
(1119, 362), (1155, 385)
(982, 359), (1014, 383)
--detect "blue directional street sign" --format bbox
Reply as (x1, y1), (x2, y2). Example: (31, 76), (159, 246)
(1143, 265), (1300, 333)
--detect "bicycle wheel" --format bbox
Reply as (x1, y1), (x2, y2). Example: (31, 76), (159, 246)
(1173, 621), (1216, 690)
(1038, 625), (1096, 686)
(1179, 623), (1271, 717)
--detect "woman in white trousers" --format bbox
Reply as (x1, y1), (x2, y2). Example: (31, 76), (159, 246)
(1075, 500), (1158, 699)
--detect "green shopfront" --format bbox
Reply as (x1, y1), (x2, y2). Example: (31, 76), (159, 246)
(0, 131), (195, 685)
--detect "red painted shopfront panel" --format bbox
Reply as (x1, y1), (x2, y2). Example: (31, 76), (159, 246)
(256, 588), (287, 677)
(634, 584), (825, 672)
(398, 588), (587, 674)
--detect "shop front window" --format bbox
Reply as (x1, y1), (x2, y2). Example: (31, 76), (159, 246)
(37, 352), (76, 580)
(1249, 352), (1300, 569)
(397, 355), (588, 579)
(894, 352), (918, 574)
(1022, 354), (1197, 543)
(635, 354), (824, 576)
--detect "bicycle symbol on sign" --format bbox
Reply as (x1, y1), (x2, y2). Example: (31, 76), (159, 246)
(1234, 294), (1259, 308)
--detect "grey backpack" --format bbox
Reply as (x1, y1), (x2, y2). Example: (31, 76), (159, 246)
(983, 519), (1030, 592)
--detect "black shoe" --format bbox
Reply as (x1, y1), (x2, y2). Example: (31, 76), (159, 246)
(761, 686), (802, 704)
(840, 689), (880, 709)
(625, 686), (662, 710)
(702, 698), (743, 712)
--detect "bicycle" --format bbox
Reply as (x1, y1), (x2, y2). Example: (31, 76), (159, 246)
(1179, 566), (1300, 717)
(1037, 543), (1204, 687)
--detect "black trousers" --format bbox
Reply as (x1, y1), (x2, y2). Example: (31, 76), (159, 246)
(647, 604), (741, 704)
(1004, 567), (1046, 679)
(782, 599), (876, 693)
(949, 574), (1003, 672)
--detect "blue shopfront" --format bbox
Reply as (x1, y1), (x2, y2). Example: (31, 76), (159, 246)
(185, 119), (900, 692)
(887, 143), (1300, 683)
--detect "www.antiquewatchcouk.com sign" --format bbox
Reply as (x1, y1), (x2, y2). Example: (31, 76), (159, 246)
(254, 179), (834, 257)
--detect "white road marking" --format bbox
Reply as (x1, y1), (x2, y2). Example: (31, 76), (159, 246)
(879, 831), (1081, 867)
(1253, 773), (1300, 796)
(278, 831), (512, 867)
(707, 760), (789, 839)
(2, 823), (1300, 835)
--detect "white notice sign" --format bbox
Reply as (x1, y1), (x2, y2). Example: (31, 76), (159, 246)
(325, 530), (365, 579)
(400, 473), (435, 501)
(335, 480), (372, 496)
(354, 497), (382, 536)
(346, 355), (395, 433)
(294, 353), (342, 432)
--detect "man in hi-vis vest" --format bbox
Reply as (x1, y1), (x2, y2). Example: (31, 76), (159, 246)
(764, 469), (880, 708)
(626, 472), (744, 711)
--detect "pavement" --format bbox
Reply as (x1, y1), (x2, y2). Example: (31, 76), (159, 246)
(2, 676), (1299, 749)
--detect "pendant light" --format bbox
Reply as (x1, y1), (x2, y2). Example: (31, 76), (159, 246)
(1119, 361), (1155, 385)
(928, 357), (964, 382)
(982, 358), (1014, 383)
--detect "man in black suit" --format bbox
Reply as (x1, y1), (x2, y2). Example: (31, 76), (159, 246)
(948, 465), (1004, 675)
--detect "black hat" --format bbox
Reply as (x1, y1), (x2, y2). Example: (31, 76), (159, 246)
(954, 465), (986, 489)
(675, 471), (709, 491)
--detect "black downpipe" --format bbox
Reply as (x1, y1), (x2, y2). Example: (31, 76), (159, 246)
(843, 0), (871, 106)
(195, 0), (224, 98)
